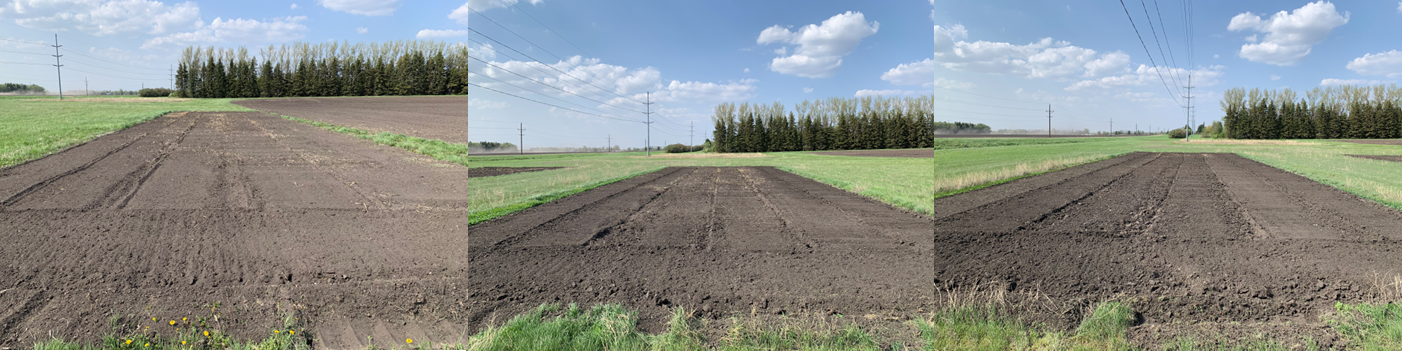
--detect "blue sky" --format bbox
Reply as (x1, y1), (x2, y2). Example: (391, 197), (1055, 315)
(3, 1), (1402, 148)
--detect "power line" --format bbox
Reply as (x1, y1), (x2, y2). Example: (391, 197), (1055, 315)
(468, 82), (642, 123)
(470, 70), (630, 118)
(0, 61), (49, 65)
(1140, 0), (1184, 95)
(0, 49), (48, 55)
(467, 29), (643, 106)
(934, 95), (1046, 111)
(468, 8), (638, 102)
(469, 55), (644, 113)
(1118, 0), (1185, 107)
(930, 84), (1043, 105)
(510, 3), (598, 66)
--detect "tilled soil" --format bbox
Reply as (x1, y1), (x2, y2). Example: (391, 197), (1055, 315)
(0, 112), (475, 349)
(468, 167), (564, 178)
(1346, 154), (1402, 162)
(931, 152), (1402, 346)
(467, 166), (935, 332)
(233, 96), (470, 144)
(811, 149), (933, 158)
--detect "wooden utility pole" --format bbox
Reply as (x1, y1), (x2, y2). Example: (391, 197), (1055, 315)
(607, 135), (611, 152)
(51, 34), (63, 100)
(1183, 75), (1194, 142)
(518, 123), (524, 155)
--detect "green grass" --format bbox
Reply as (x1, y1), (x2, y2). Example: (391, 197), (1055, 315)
(0, 95), (249, 168)
(1328, 302), (1402, 350)
(927, 137), (1105, 150)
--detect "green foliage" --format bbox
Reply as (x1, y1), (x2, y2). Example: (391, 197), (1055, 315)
(176, 41), (468, 98)
(0, 82), (45, 93)
(1329, 302), (1402, 350)
(918, 306), (1051, 350)
(1222, 85), (1402, 139)
(711, 96), (967, 153)
(138, 88), (173, 97)
(1168, 128), (1188, 138)
(664, 143), (691, 153)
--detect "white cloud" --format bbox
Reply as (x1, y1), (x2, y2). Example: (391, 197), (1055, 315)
(743, 68), (750, 73)
(468, 43), (495, 60)
(1320, 78), (1392, 86)
(773, 47), (787, 55)
(1213, 54), (1220, 59)
(290, 3), (298, 9)
(1398, 1), (1401, 13)
(1066, 64), (1225, 91)
(854, 89), (915, 97)
(1083, 51), (1131, 77)
(757, 11), (879, 78)
(416, 29), (467, 39)
(1227, 1), (1349, 66)
(0, 0), (203, 36)
(470, 98), (508, 110)
(476, 55), (663, 102)
(355, 27), (368, 34)
(1270, 74), (1281, 80)
(661, 79), (758, 102)
(317, 0), (399, 16)
(879, 59), (976, 90)
(803, 87), (813, 93)
(141, 16), (308, 49)
(455, 0), (543, 22)
(929, 24), (1134, 79)
(1346, 50), (1402, 78)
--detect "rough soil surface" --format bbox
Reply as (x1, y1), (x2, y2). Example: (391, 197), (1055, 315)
(930, 152), (1402, 348)
(467, 166), (935, 333)
(0, 112), (475, 349)
(1346, 154), (1402, 162)
(469, 167), (563, 178)
(233, 96), (470, 144)
(811, 149), (933, 158)
(1334, 139), (1402, 145)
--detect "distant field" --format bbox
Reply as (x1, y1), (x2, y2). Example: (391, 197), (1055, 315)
(0, 95), (249, 168)
(469, 136), (1402, 224)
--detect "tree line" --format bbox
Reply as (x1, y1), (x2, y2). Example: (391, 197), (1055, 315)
(711, 96), (987, 153)
(1220, 85), (1402, 139)
(0, 83), (45, 94)
(175, 41), (471, 98)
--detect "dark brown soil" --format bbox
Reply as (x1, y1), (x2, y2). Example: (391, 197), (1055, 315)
(469, 167), (564, 178)
(811, 149), (933, 158)
(0, 112), (475, 349)
(930, 152), (1402, 348)
(934, 134), (1117, 138)
(1333, 139), (1402, 145)
(467, 166), (935, 333)
(232, 96), (470, 144)
(1346, 154), (1402, 162)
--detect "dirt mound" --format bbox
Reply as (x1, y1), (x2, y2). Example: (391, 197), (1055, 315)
(467, 166), (935, 333)
(930, 152), (1402, 331)
(811, 149), (933, 158)
(233, 96), (470, 144)
(1346, 154), (1402, 162)
(0, 112), (474, 348)
(469, 167), (563, 178)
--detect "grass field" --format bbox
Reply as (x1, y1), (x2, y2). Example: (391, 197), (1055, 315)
(0, 95), (250, 168)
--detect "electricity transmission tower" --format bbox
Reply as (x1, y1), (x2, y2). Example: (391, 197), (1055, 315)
(1046, 104), (1053, 137)
(643, 92), (654, 156)
(518, 123), (525, 155)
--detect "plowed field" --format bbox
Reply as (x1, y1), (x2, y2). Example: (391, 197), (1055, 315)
(0, 112), (473, 348)
(233, 96), (470, 143)
(467, 166), (935, 331)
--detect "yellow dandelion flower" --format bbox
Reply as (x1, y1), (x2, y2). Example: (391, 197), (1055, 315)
(273, 330), (280, 334)
(152, 317), (157, 321)
(182, 341), (187, 345)
(144, 343), (149, 347)
(204, 330), (209, 337)
(126, 339), (132, 345)
(182, 317), (187, 322)
(169, 320), (176, 325)
(406, 338), (413, 344)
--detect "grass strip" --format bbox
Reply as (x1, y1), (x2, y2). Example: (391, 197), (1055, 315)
(34, 306), (310, 350)
(277, 114), (664, 224)
(1328, 302), (1402, 350)
(0, 96), (249, 168)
